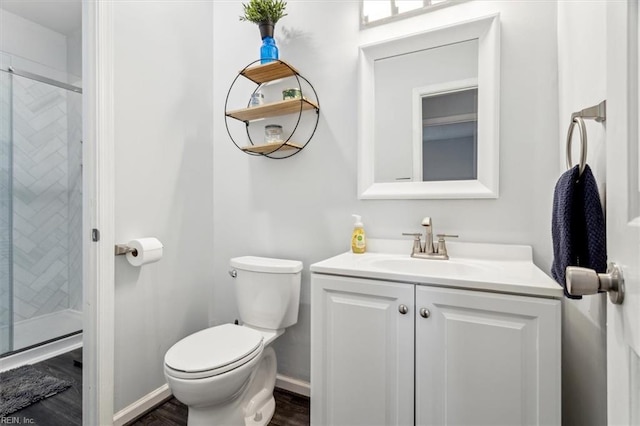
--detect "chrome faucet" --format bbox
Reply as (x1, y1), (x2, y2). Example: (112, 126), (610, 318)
(402, 217), (458, 260)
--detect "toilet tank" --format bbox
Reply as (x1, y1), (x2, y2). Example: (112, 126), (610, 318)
(230, 256), (302, 330)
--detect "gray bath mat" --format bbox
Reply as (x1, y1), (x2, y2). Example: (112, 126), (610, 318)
(0, 365), (72, 416)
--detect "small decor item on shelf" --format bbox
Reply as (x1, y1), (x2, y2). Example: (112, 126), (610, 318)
(261, 37), (279, 64)
(249, 91), (264, 107)
(239, 0), (287, 64)
(264, 124), (283, 143)
(282, 88), (302, 100)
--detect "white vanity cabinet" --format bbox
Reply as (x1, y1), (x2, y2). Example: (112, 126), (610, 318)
(311, 272), (561, 426)
(415, 285), (561, 426)
(310, 274), (415, 426)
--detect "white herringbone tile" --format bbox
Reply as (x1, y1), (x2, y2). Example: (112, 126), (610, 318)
(27, 122), (66, 149)
(11, 76), (72, 321)
(31, 286), (54, 308)
(11, 209), (37, 235)
(13, 283), (37, 304)
(13, 233), (37, 254)
(13, 263), (37, 285)
(29, 260), (66, 294)
(34, 288), (67, 317)
(13, 297), (37, 320)
(30, 246), (66, 276)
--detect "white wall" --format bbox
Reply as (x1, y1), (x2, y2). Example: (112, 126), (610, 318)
(557, 2), (607, 425)
(112, 1), (214, 412)
(66, 28), (82, 84)
(212, 0), (559, 383)
(0, 9), (68, 81)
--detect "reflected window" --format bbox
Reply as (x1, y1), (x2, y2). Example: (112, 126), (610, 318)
(362, 0), (454, 26)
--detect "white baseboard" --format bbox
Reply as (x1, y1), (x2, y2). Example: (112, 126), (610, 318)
(113, 383), (172, 426)
(275, 374), (310, 398)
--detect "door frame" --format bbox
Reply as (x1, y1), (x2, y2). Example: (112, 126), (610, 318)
(82, 1), (115, 424)
(606, 1), (639, 424)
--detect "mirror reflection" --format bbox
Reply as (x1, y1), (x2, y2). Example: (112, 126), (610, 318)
(421, 86), (478, 181)
(373, 39), (478, 184)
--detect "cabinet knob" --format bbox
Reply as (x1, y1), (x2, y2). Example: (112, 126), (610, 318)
(398, 304), (409, 315)
(419, 308), (430, 318)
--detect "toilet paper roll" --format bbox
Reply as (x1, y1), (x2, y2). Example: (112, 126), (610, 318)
(126, 237), (164, 267)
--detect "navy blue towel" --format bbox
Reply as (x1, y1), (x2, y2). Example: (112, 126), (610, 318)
(551, 164), (607, 299)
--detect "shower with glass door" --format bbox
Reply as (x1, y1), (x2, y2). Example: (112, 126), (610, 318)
(0, 56), (83, 357)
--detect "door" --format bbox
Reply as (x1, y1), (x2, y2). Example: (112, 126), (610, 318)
(415, 286), (561, 426)
(310, 274), (414, 426)
(606, 2), (640, 424)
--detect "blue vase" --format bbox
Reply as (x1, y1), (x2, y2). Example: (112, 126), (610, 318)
(260, 37), (279, 64)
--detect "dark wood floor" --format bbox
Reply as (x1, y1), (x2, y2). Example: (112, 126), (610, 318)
(129, 388), (310, 426)
(8, 347), (83, 426)
(6, 347), (309, 426)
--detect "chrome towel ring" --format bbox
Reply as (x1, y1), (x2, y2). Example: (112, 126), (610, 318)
(565, 100), (607, 176)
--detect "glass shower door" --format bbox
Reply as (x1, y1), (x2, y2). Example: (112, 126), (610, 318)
(9, 73), (82, 352)
(0, 67), (13, 354)
(0, 55), (82, 357)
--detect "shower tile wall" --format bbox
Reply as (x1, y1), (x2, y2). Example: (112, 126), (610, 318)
(11, 75), (71, 322)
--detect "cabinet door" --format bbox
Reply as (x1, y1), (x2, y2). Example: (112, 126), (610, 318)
(311, 274), (414, 426)
(415, 286), (561, 426)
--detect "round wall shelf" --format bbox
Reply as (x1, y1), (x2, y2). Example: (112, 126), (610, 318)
(224, 59), (320, 159)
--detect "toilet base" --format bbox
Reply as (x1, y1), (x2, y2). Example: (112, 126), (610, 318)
(184, 384), (276, 426)
(244, 395), (275, 426)
(187, 400), (244, 426)
(172, 345), (278, 426)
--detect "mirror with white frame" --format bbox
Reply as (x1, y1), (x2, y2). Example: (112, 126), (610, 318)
(358, 14), (500, 199)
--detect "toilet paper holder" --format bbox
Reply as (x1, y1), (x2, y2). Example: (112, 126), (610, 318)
(114, 238), (163, 267)
(115, 244), (138, 257)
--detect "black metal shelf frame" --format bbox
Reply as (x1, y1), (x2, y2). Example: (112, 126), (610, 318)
(224, 59), (320, 159)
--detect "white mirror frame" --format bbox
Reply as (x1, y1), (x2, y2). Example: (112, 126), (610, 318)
(358, 13), (500, 199)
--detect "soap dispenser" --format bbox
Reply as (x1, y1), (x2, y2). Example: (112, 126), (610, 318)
(351, 214), (366, 254)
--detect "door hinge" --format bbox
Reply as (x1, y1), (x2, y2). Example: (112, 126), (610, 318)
(92, 228), (100, 242)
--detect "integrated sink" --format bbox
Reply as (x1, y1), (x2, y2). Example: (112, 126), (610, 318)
(310, 239), (564, 298)
(368, 257), (493, 277)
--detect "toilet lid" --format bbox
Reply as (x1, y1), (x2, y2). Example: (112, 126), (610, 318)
(230, 256), (302, 274)
(164, 324), (263, 373)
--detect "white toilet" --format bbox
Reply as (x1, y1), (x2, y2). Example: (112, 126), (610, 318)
(164, 256), (302, 426)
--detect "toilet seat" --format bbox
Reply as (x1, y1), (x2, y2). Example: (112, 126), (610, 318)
(164, 324), (264, 380)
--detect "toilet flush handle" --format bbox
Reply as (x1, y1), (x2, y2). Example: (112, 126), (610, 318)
(229, 269), (237, 278)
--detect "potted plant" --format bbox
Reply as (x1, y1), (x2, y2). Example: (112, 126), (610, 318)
(239, 0), (288, 40)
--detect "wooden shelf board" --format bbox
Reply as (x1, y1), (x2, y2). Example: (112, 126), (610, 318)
(241, 142), (302, 154)
(226, 98), (319, 122)
(240, 61), (300, 84)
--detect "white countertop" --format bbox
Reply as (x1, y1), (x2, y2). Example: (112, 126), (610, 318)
(310, 239), (563, 298)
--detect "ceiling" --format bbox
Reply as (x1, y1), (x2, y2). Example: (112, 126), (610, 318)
(0, 0), (81, 36)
